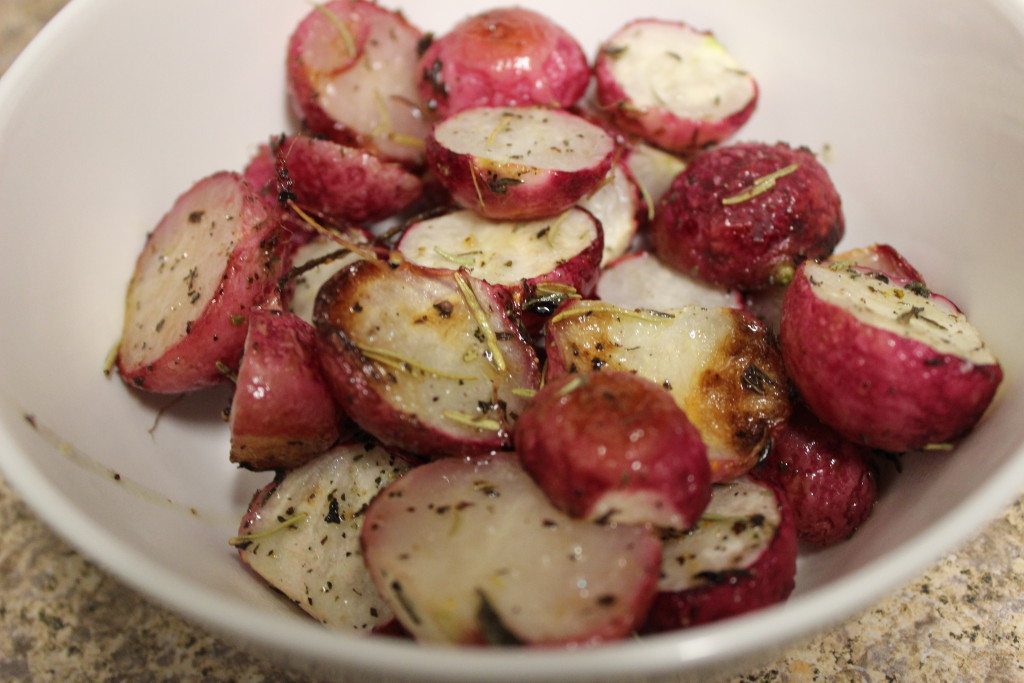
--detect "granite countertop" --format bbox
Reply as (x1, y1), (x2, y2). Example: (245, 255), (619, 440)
(2, 2), (1023, 681)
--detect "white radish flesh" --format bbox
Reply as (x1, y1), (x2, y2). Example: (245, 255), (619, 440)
(597, 251), (741, 311)
(578, 164), (640, 266)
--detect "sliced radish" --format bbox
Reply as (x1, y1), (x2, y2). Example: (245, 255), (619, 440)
(396, 207), (601, 298)
(781, 261), (1002, 452)
(545, 301), (790, 482)
(578, 163), (641, 266)
(117, 172), (291, 393)
(360, 453), (662, 645)
(597, 251), (741, 311)
(827, 243), (926, 284)
(235, 442), (409, 632)
(284, 233), (368, 326)
(515, 372), (711, 530)
(229, 310), (343, 471)
(623, 142), (687, 220)
(427, 106), (616, 220)
(415, 7), (590, 119)
(315, 260), (540, 457)
(287, 0), (430, 165)
(595, 20), (757, 153)
(643, 477), (796, 631)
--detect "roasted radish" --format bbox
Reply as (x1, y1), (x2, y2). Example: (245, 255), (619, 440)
(283, 233), (369, 325)
(396, 207), (602, 303)
(595, 20), (757, 153)
(652, 142), (844, 291)
(828, 243), (925, 284)
(623, 142), (687, 221)
(780, 261), (1002, 453)
(416, 7), (590, 118)
(234, 442), (409, 632)
(596, 251), (741, 311)
(274, 135), (423, 226)
(643, 477), (797, 632)
(545, 301), (790, 481)
(515, 372), (711, 530)
(578, 163), (641, 266)
(287, 0), (430, 165)
(118, 172), (290, 393)
(753, 404), (878, 546)
(360, 453), (662, 645)
(315, 260), (540, 457)
(427, 106), (616, 220)
(229, 310), (344, 471)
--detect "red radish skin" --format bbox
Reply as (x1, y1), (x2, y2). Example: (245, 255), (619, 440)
(780, 261), (1002, 452)
(652, 142), (844, 291)
(427, 107), (616, 220)
(643, 478), (797, 632)
(287, 0), (430, 165)
(274, 135), (422, 226)
(595, 20), (757, 153)
(416, 7), (590, 119)
(753, 405), (878, 546)
(229, 310), (345, 471)
(315, 260), (540, 458)
(515, 372), (711, 530)
(118, 172), (292, 393)
(360, 453), (662, 645)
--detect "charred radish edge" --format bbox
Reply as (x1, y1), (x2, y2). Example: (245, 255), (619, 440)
(643, 477), (797, 632)
(272, 135), (423, 226)
(229, 310), (343, 471)
(118, 172), (292, 393)
(595, 20), (757, 153)
(578, 163), (641, 266)
(233, 442), (409, 631)
(780, 261), (1001, 453)
(396, 207), (602, 317)
(597, 251), (742, 311)
(283, 232), (371, 326)
(314, 259), (540, 457)
(286, 0), (430, 165)
(360, 453), (662, 645)
(427, 106), (617, 220)
(544, 300), (790, 482)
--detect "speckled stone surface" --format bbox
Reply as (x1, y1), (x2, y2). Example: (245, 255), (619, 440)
(2, 2), (1023, 681)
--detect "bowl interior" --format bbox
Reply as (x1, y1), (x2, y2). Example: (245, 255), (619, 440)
(1, 0), (1023, 679)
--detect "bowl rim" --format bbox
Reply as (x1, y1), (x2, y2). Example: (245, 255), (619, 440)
(2, 0), (1024, 679)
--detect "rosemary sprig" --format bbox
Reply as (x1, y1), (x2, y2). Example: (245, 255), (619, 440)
(721, 163), (800, 206)
(443, 411), (502, 431)
(549, 302), (675, 325)
(228, 511), (309, 547)
(434, 247), (480, 268)
(311, 2), (356, 58)
(453, 272), (507, 373)
(357, 344), (479, 382)
(286, 201), (379, 262)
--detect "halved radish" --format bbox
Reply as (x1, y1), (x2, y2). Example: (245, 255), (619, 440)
(623, 142), (687, 221)
(234, 442), (409, 632)
(283, 233), (369, 326)
(595, 20), (757, 153)
(396, 207), (601, 302)
(827, 243), (925, 284)
(780, 260), (1002, 452)
(597, 251), (741, 311)
(643, 477), (797, 632)
(652, 142), (844, 291)
(315, 259), (540, 457)
(229, 310), (344, 471)
(287, 0), (430, 165)
(117, 172), (291, 393)
(427, 106), (616, 220)
(274, 135), (423, 226)
(545, 301), (790, 482)
(416, 7), (590, 119)
(515, 372), (711, 530)
(578, 163), (641, 266)
(360, 453), (662, 645)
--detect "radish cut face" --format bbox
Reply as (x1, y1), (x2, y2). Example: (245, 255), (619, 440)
(235, 442), (409, 632)
(286, 234), (366, 326)
(578, 164), (641, 266)
(315, 260), (540, 456)
(545, 302), (790, 481)
(360, 453), (662, 645)
(397, 208), (600, 287)
(597, 251), (740, 311)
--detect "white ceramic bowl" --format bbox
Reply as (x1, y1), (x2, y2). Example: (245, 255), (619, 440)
(1, 0), (1023, 680)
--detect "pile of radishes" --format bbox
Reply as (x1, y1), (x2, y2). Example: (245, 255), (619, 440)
(115, 2), (1003, 646)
